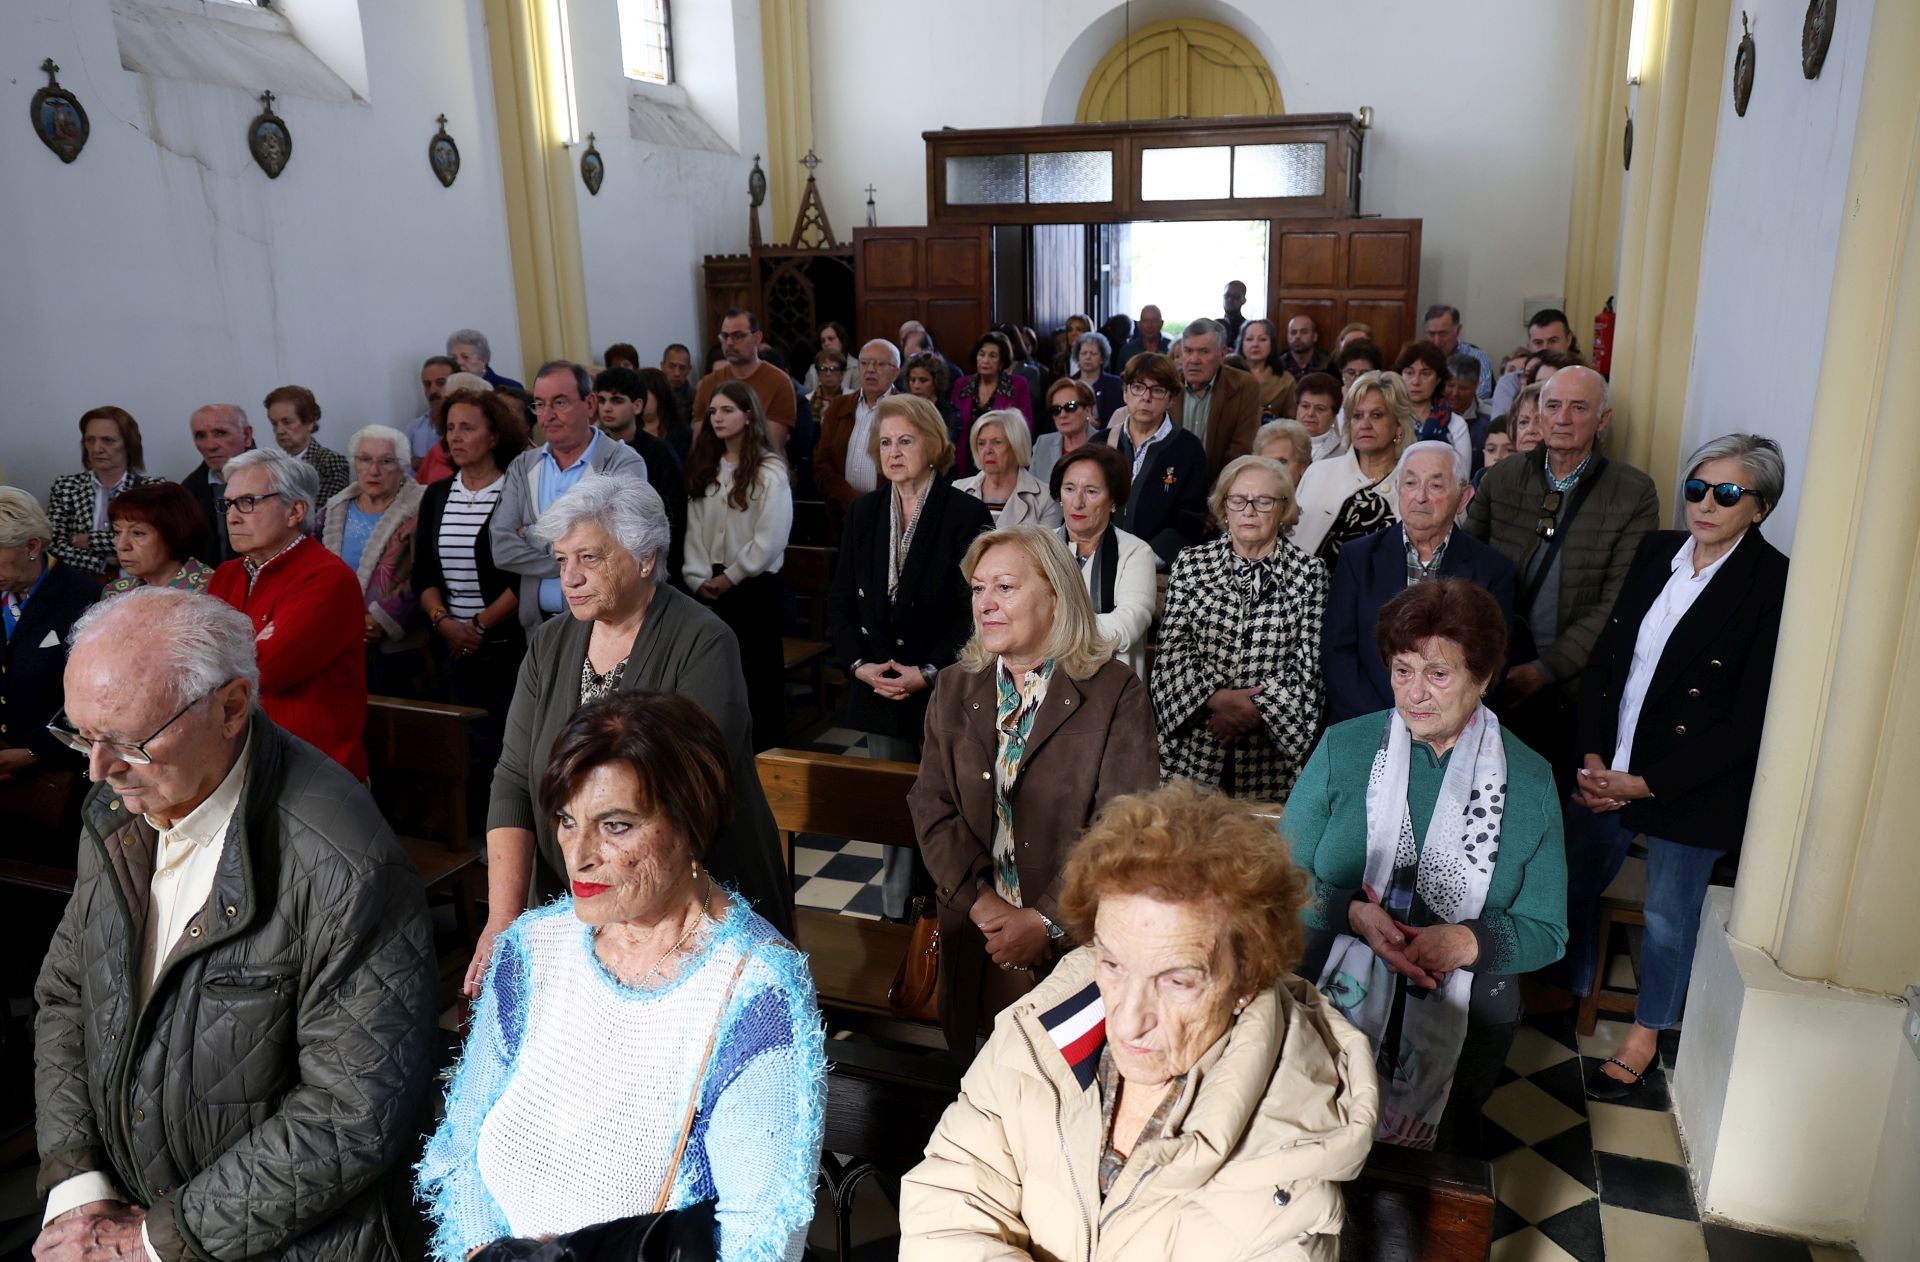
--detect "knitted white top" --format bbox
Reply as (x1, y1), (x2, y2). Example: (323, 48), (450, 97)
(418, 896), (826, 1262)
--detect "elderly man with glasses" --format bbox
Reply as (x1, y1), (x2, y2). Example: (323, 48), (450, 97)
(205, 448), (371, 778)
(814, 338), (901, 540)
(490, 360), (647, 632)
(34, 586), (437, 1262)
(1465, 366), (1658, 786)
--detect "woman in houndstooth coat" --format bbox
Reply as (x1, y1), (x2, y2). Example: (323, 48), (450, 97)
(1152, 454), (1327, 802)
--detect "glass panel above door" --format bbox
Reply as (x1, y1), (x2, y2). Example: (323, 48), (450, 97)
(1140, 145), (1232, 200)
(1232, 143), (1326, 198)
(945, 154), (1026, 205)
(1028, 150), (1114, 203)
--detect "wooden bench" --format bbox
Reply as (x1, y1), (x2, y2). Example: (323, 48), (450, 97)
(1341, 1144), (1496, 1261)
(364, 695), (490, 1011)
(781, 545), (840, 725)
(757, 748), (935, 1039)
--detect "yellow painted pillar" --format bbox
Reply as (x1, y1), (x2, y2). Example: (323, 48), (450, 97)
(1729, 0), (1920, 996)
(761, 0), (814, 240)
(1563, 0), (1633, 341)
(484, 0), (592, 366)
(1607, 0), (1730, 491)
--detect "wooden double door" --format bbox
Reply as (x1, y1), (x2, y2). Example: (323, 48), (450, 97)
(848, 219), (1420, 362)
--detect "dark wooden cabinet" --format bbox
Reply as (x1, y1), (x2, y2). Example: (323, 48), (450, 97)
(852, 226), (994, 355)
(1270, 218), (1423, 358)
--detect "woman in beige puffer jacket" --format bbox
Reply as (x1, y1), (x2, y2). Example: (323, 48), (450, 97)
(899, 783), (1381, 1262)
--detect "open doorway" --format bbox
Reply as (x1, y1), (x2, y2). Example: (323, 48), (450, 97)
(1099, 220), (1270, 337)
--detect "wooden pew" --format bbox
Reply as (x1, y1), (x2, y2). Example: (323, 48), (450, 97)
(780, 545), (839, 724)
(363, 695), (490, 1010)
(1341, 1145), (1496, 1262)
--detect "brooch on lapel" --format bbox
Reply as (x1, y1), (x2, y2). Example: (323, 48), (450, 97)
(1162, 467), (1176, 488)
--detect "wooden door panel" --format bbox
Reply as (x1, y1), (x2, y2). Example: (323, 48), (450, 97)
(1276, 298), (1342, 338)
(1278, 232), (1341, 289)
(1347, 232), (1414, 289)
(1270, 218), (1420, 360)
(854, 226), (993, 351)
(1348, 300), (1413, 357)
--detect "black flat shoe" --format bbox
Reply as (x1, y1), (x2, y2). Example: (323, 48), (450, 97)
(1586, 1055), (1651, 1102)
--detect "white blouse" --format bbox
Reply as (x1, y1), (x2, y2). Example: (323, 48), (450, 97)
(1291, 448), (1402, 558)
(683, 457), (794, 584)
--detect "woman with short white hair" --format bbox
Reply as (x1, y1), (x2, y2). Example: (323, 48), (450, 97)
(1254, 417), (1314, 484)
(952, 409), (1062, 529)
(0, 486), (100, 785)
(321, 425), (426, 670)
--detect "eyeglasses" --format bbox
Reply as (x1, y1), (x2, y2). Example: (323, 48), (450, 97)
(1536, 489), (1564, 541)
(1683, 478), (1761, 508)
(216, 492), (285, 515)
(1124, 382), (1171, 401)
(1049, 401), (1084, 417)
(1224, 494), (1280, 514)
(46, 680), (233, 766)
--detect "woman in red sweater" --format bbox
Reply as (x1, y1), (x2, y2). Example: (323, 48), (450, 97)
(206, 449), (369, 779)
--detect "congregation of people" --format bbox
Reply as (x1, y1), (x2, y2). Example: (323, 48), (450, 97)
(4, 289), (1794, 1259)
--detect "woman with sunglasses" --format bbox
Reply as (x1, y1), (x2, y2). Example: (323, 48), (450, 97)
(1029, 378), (1098, 490)
(1561, 433), (1790, 1101)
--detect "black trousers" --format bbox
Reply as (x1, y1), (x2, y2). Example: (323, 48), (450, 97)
(702, 569), (786, 752)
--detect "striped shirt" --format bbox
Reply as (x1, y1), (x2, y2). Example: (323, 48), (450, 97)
(439, 477), (505, 618)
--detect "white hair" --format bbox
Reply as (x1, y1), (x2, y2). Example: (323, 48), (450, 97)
(1544, 363), (1611, 414)
(348, 424), (413, 471)
(0, 487), (54, 550)
(971, 407), (1033, 469)
(224, 448), (320, 523)
(860, 339), (901, 368)
(71, 588), (259, 709)
(447, 327), (492, 362)
(1393, 439), (1471, 489)
(531, 472), (670, 567)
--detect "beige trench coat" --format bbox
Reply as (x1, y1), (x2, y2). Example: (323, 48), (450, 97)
(899, 947), (1380, 1261)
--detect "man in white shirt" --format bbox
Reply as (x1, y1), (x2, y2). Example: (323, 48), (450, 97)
(814, 339), (898, 536)
(33, 588), (436, 1262)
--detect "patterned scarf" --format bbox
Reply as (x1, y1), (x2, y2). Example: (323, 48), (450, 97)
(990, 659), (1055, 904)
(887, 481), (930, 602)
(1315, 706), (1506, 1149)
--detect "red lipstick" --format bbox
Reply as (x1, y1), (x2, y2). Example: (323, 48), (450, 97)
(572, 881), (610, 898)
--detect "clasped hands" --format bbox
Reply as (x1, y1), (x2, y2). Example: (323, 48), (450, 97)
(1347, 900), (1478, 989)
(855, 660), (929, 702)
(1575, 753), (1650, 813)
(1205, 685), (1263, 746)
(34, 1200), (146, 1262)
(693, 574), (735, 601)
(969, 887), (1050, 969)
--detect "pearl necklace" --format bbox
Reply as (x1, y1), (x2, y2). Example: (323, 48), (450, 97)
(621, 875), (714, 991)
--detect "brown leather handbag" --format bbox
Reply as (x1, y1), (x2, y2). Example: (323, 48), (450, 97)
(887, 896), (942, 1021)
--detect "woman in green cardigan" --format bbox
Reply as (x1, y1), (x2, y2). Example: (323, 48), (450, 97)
(1285, 578), (1565, 1155)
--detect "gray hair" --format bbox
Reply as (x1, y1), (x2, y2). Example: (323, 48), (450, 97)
(0, 487), (54, 550)
(1446, 353), (1482, 386)
(70, 588), (259, 709)
(447, 328), (492, 362)
(1182, 318), (1228, 350)
(1423, 303), (1463, 326)
(348, 424), (412, 469)
(1684, 433), (1787, 510)
(224, 448), (320, 524)
(1254, 418), (1313, 469)
(1073, 331), (1112, 365)
(860, 339), (901, 368)
(971, 408), (1033, 469)
(1544, 363), (1611, 414)
(1393, 439), (1470, 490)
(535, 359), (593, 399)
(193, 402), (249, 431)
(531, 472), (670, 567)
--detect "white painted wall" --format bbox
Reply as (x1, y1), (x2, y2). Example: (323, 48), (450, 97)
(808, 0), (1586, 355)
(566, 0), (764, 368)
(1676, 0), (1877, 550)
(0, 0), (515, 499)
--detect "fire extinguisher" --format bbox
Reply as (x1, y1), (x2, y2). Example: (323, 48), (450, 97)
(1593, 296), (1616, 378)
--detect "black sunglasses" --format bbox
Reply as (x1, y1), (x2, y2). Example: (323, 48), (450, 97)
(1049, 400), (1084, 417)
(1535, 489), (1564, 541)
(1683, 478), (1762, 509)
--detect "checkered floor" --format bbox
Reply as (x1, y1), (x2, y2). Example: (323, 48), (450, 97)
(791, 726), (893, 922)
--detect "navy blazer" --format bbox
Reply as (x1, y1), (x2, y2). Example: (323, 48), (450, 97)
(1107, 423), (1210, 567)
(1576, 529), (1789, 851)
(1321, 524), (1519, 723)
(1, 563), (100, 762)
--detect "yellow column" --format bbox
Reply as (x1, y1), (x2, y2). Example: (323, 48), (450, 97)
(484, 0), (591, 366)
(1729, 0), (1920, 996)
(1563, 0), (1634, 341)
(1607, 0), (1730, 489)
(761, 0), (814, 240)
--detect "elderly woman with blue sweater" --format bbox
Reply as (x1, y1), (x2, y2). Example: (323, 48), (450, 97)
(420, 692), (824, 1262)
(1284, 579), (1565, 1155)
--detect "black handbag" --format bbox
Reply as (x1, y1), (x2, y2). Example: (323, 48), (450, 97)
(468, 1199), (717, 1262)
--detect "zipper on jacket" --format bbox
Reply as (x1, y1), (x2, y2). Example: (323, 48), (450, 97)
(1097, 1161), (1161, 1233)
(1018, 1019), (1095, 1261)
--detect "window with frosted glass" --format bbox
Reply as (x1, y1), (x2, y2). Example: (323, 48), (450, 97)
(945, 154), (1026, 205)
(1232, 143), (1326, 198)
(1140, 146), (1231, 201)
(1028, 150), (1113, 203)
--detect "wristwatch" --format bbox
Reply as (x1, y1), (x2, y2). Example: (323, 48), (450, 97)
(919, 664), (939, 686)
(429, 607), (451, 626)
(1038, 912), (1066, 942)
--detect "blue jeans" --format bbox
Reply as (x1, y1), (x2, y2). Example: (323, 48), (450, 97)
(1563, 805), (1721, 1029)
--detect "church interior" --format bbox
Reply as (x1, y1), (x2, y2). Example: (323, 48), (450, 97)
(2, 1), (1917, 1260)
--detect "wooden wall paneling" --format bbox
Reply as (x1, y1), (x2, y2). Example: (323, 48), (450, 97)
(1270, 218), (1422, 358)
(853, 226), (993, 353)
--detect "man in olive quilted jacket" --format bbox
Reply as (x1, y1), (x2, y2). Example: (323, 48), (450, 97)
(33, 588), (437, 1262)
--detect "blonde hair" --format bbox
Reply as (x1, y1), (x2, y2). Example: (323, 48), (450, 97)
(970, 407), (1033, 469)
(0, 487), (54, 551)
(1209, 456), (1302, 536)
(957, 525), (1115, 680)
(1341, 370), (1419, 458)
(867, 394), (955, 474)
(1253, 418), (1312, 471)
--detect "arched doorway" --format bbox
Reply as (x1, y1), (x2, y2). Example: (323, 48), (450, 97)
(1076, 18), (1282, 123)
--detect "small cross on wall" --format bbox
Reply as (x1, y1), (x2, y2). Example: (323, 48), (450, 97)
(799, 149), (821, 174)
(41, 58), (61, 82)
(259, 90), (277, 114)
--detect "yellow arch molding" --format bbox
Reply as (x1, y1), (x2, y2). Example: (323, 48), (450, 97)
(1077, 18), (1282, 123)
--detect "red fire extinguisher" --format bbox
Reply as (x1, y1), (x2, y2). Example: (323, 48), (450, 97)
(1593, 296), (1616, 378)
